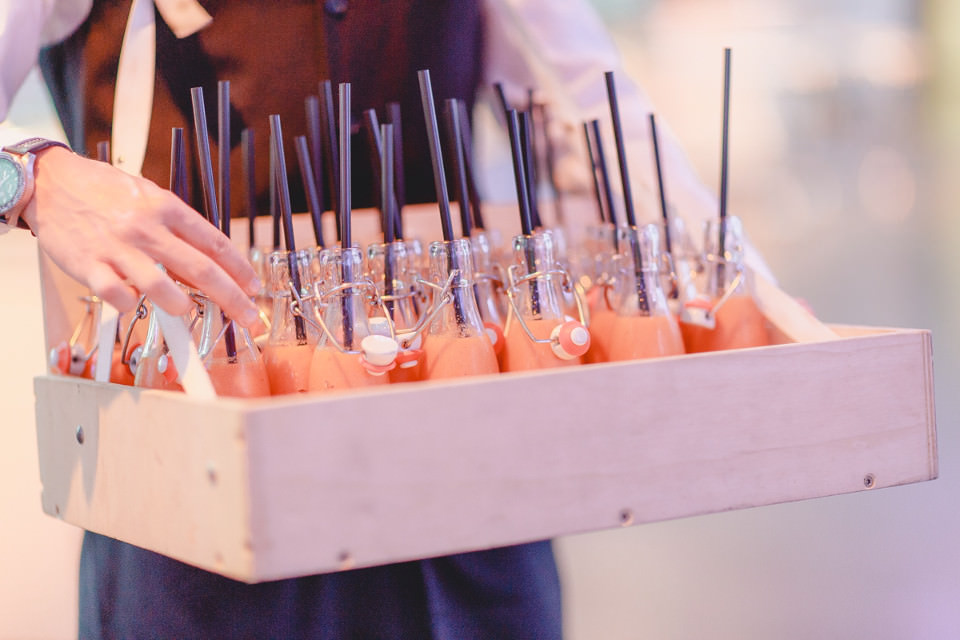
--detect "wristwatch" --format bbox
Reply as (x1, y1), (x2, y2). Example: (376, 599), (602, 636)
(0, 137), (70, 234)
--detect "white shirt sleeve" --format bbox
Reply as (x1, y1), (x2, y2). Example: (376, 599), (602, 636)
(0, 0), (91, 121)
(481, 0), (772, 278)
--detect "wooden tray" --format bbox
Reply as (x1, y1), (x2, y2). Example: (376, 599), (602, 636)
(32, 204), (938, 582)
(34, 325), (936, 582)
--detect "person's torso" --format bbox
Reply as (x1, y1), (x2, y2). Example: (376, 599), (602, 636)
(42, 0), (484, 216)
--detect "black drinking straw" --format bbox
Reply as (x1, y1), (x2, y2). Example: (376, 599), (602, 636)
(363, 108), (403, 241)
(320, 80), (341, 242)
(590, 119), (618, 231)
(337, 83), (356, 349)
(170, 128), (188, 203)
(604, 71), (649, 313)
(304, 95), (326, 213)
(506, 109), (541, 316)
(190, 87), (220, 228)
(96, 141), (110, 163)
(338, 84), (352, 250)
(178, 136), (188, 204)
(583, 122), (606, 224)
(418, 69), (464, 324)
(381, 123), (396, 318)
(649, 113), (672, 256)
(218, 80), (231, 239)
(379, 124), (396, 244)
(418, 70), (455, 242)
(456, 99), (486, 230)
(717, 47), (732, 293)
(218, 83), (238, 360)
(269, 125), (280, 250)
(241, 128), (256, 247)
(444, 99), (472, 238)
(169, 128), (185, 200)
(386, 102), (406, 239)
(604, 73), (637, 228)
(192, 86), (236, 358)
(519, 110), (542, 229)
(294, 135), (326, 248)
(269, 114), (306, 343)
(362, 108), (385, 230)
(506, 111), (534, 237)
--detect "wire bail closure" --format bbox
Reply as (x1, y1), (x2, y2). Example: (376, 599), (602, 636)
(50, 295), (103, 376)
(503, 265), (591, 360)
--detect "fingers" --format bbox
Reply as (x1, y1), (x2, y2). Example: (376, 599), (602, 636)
(31, 158), (262, 328)
(152, 234), (261, 328)
(165, 204), (261, 296)
(107, 250), (193, 317)
(85, 261), (139, 313)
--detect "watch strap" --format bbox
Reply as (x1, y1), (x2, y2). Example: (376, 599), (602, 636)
(0, 138), (70, 233)
(2, 137), (70, 156)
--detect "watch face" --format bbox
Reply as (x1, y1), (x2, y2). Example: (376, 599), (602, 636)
(0, 153), (25, 213)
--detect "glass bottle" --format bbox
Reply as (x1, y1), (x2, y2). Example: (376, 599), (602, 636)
(421, 238), (499, 380)
(308, 246), (390, 393)
(581, 222), (620, 364)
(608, 224), (685, 361)
(247, 246), (272, 341)
(469, 228), (507, 354)
(532, 228), (578, 323)
(196, 295), (271, 398)
(679, 216), (771, 353)
(133, 302), (184, 392)
(659, 215), (701, 317)
(366, 240), (423, 383)
(501, 231), (589, 372)
(262, 248), (321, 394)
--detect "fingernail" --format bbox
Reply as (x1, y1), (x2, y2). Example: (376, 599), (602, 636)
(240, 306), (260, 328)
(245, 277), (262, 296)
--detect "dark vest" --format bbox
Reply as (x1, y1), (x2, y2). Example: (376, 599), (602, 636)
(40, 0), (485, 214)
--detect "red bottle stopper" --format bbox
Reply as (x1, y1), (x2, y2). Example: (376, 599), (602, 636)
(483, 321), (505, 356)
(550, 320), (591, 360)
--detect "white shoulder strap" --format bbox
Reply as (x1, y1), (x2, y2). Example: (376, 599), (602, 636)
(111, 0), (212, 177)
(154, 306), (217, 399)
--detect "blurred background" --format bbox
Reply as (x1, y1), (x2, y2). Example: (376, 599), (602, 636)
(559, 1), (959, 638)
(1, 0), (957, 637)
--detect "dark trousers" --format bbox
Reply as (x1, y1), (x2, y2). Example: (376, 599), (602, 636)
(79, 532), (562, 639)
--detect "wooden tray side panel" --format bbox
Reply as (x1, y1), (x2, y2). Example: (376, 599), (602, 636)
(34, 377), (255, 579)
(240, 331), (936, 582)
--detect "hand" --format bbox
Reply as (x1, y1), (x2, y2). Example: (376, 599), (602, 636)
(21, 147), (262, 328)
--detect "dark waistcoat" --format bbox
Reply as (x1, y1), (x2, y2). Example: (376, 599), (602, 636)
(41, 0), (485, 215)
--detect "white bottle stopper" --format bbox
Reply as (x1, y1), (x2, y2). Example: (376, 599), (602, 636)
(361, 334), (399, 367)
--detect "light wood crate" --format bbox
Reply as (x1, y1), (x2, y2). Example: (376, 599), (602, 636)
(33, 205), (938, 583)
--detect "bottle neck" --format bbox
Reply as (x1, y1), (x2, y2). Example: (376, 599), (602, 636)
(267, 249), (320, 346)
(428, 239), (486, 337)
(703, 216), (747, 298)
(614, 224), (671, 317)
(197, 298), (259, 364)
